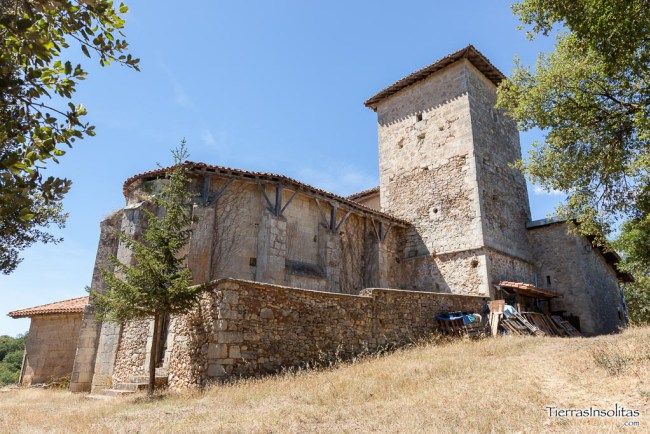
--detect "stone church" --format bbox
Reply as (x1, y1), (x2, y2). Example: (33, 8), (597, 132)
(9, 46), (629, 392)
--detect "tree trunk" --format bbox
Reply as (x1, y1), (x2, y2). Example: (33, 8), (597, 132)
(148, 313), (161, 396)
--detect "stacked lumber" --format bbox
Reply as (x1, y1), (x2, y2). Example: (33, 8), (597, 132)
(550, 315), (582, 337)
(500, 312), (582, 337)
(500, 313), (545, 336)
(522, 312), (566, 336)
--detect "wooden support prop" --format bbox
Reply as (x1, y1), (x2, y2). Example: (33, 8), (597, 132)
(329, 203), (338, 231)
(202, 176), (234, 205)
(380, 222), (393, 242)
(314, 198), (329, 227)
(370, 218), (381, 241)
(280, 189), (297, 215)
(212, 178), (234, 201)
(258, 183), (274, 213)
(201, 176), (211, 205)
(274, 184), (283, 216)
(335, 210), (352, 232)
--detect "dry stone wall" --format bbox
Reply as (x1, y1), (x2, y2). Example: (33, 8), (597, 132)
(163, 279), (487, 389)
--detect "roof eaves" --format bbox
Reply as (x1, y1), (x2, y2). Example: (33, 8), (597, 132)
(123, 162), (409, 226)
(364, 45), (506, 111)
(347, 186), (380, 201)
(8, 296), (89, 319)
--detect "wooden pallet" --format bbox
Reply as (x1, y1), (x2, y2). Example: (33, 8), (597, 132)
(436, 318), (485, 337)
(522, 312), (566, 337)
(551, 315), (582, 337)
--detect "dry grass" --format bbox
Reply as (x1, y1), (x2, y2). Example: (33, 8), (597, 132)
(1, 327), (648, 433)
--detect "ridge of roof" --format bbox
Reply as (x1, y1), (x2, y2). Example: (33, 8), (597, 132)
(347, 186), (379, 201)
(364, 45), (506, 111)
(8, 296), (88, 319)
(123, 162), (409, 225)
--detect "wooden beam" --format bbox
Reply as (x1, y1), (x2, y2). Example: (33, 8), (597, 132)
(329, 203), (338, 231)
(258, 183), (274, 212)
(193, 169), (409, 228)
(212, 178), (234, 201)
(280, 190), (297, 216)
(370, 218), (381, 240)
(335, 210), (352, 232)
(380, 222), (393, 242)
(274, 184), (283, 216)
(201, 175), (211, 205)
(314, 198), (329, 227)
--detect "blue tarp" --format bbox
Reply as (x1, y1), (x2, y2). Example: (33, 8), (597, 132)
(436, 311), (479, 325)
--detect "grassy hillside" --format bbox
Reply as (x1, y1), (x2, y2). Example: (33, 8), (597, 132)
(1, 328), (648, 433)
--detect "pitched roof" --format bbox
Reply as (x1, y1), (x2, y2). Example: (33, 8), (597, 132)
(123, 162), (409, 225)
(8, 296), (88, 319)
(347, 186), (379, 201)
(527, 218), (634, 283)
(364, 45), (506, 111)
(495, 281), (560, 299)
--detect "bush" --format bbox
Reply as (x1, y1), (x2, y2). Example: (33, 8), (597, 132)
(0, 334), (25, 360)
(623, 275), (650, 326)
(0, 334), (26, 386)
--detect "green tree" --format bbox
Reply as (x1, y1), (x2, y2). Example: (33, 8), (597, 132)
(616, 192), (650, 324)
(0, 334), (26, 386)
(0, 333), (25, 360)
(0, 0), (140, 274)
(496, 0), (649, 249)
(92, 142), (202, 396)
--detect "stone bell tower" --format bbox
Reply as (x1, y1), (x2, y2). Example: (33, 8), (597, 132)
(365, 45), (535, 296)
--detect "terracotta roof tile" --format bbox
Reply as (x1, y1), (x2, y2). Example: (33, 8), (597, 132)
(123, 162), (409, 226)
(364, 45), (505, 111)
(347, 186), (379, 201)
(8, 296), (88, 318)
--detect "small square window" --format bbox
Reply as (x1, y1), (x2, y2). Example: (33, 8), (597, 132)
(249, 257), (257, 267)
(416, 113), (423, 122)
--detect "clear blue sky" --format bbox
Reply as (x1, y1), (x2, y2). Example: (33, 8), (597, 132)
(1, 1), (564, 336)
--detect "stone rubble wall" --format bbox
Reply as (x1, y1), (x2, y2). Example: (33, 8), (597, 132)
(528, 223), (626, 335)
(111, 319), (151, 382)
(164, 279), (487, 389)
(21, 313), (83, 385)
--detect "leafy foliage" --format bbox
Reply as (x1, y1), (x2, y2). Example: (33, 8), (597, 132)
(497, 0), (649, 249)
(92, 142), (201, 395)
(616, 197), (650, 325)
(0, 0), (139, 274)
(93, 143), (200, 323)
(0, 334), (26, 385)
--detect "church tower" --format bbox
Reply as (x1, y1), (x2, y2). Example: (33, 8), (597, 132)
(365, 46), (535, 296)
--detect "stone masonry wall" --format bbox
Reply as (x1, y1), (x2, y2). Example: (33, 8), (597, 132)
(466, 63), (532, 264)
(164, 279), (487, 389)
(70, 210), (122, 392)
(528, 223), (626, 335)
(375, 60), (489, 295)
(111, 319), (151, 382)
(21, 314), (83, 385)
